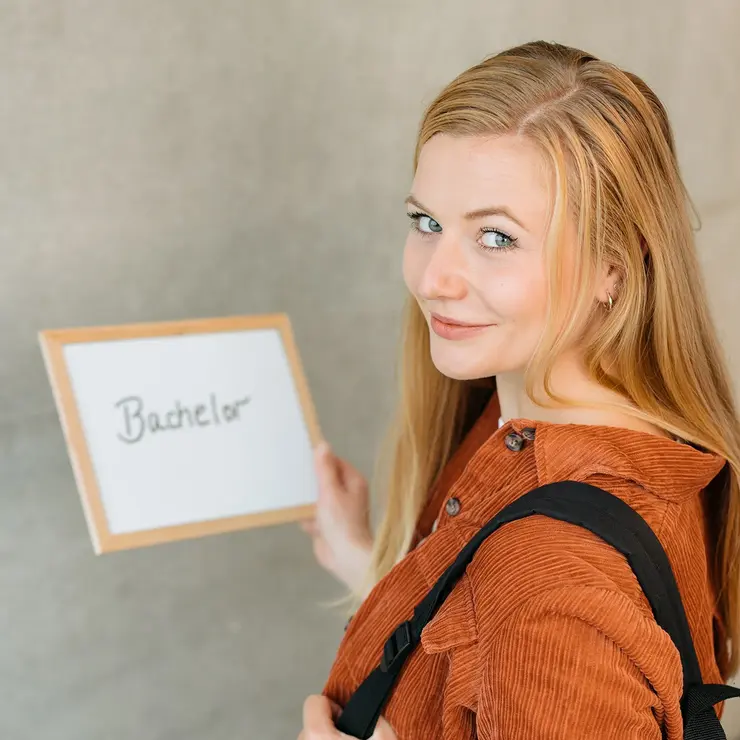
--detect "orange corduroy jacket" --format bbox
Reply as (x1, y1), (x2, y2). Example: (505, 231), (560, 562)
(323, 389), (729, 739)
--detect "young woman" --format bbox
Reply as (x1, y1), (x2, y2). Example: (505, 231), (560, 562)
(298, 40), (740, 739)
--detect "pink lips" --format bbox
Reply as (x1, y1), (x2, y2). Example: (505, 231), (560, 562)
(430, 313), (493, 340)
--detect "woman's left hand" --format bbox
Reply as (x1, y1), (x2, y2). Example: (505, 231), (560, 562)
(298, 695), (398, 740)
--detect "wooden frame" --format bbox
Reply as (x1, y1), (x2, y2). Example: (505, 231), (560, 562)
(38, 313), (321, 553)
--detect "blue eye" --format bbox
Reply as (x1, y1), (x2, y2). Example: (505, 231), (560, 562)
(481, 228), (516, 251)
(406, 211), (518, 253)
(409, 213), (442, 234)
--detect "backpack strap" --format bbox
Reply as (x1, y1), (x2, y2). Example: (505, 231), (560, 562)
(334, 480), (740, 739)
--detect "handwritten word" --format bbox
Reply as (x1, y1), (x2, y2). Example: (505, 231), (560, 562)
(114, 393), (252, 444)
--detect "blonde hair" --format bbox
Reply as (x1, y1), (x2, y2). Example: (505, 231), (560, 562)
(360, 40), (740, 678)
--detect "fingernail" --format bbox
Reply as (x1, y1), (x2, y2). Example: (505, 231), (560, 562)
(315, 440), (329, 455)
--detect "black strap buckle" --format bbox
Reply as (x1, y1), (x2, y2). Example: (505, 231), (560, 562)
(380, 621), (415, 673)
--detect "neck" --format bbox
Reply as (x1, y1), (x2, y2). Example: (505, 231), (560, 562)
(494, 353), (672, 439)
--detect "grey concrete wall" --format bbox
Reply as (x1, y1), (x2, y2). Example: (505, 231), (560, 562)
(1, 2), (738, 738)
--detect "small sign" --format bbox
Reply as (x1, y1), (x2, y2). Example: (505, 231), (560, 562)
(39, 314), (321, 553)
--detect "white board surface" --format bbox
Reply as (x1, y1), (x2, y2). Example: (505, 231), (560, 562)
(40, 315), (320, 551)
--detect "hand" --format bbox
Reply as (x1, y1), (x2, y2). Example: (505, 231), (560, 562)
(298, 694), (397, 740)
(300, 440), (373, 593)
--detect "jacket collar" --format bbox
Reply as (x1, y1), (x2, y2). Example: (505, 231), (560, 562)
(504, 416), (727, 502)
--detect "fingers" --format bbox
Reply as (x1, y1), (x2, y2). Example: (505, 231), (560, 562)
(300, 519), (332, 570)
(314, 441), (341, 500)
(302, 694), (349, 738)
(335, 456), (367, 494)
(315, 440), (367, 499)
(300, 518), (319, 537)
(299, 695), (391, 740)
(372, 716), (398, 739)
(303, 695), (334, 732)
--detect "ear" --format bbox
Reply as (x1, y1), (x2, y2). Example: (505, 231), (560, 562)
(595, 263), (622, 305)
(595, 243), (647, 305)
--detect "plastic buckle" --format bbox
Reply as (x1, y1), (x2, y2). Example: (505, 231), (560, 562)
(380, 621), (414, 673)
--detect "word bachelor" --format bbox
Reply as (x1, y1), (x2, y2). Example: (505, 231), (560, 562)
(114, 393), (252, 444)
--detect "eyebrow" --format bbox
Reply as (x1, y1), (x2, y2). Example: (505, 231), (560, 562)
(404, 195), (527, 232)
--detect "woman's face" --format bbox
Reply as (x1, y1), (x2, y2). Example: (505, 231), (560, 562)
(403, 133), (561, 381)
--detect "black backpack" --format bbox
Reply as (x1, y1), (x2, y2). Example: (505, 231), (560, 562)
(334, 481), (740, 739)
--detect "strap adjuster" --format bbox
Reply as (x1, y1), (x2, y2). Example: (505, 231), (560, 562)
(380, 621), (415, 673)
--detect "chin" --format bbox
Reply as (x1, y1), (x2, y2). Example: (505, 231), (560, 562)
(429, 347), (496, 381)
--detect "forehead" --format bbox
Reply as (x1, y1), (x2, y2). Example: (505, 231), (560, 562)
(412, 134), (553, 230)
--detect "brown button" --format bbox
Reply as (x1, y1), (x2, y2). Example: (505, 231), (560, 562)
(445, 497), (462, 516)
(505, 431), (524, 451)
(521, 427), (536, 441)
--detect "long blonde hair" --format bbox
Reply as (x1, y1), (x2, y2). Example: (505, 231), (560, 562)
(363, 40), (740, 677)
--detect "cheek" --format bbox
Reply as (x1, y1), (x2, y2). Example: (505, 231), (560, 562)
(477, 257), (548, 324)
(468, 263), (548, 376)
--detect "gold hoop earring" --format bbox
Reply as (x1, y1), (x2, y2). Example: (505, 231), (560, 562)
(606, 290), (613, 311)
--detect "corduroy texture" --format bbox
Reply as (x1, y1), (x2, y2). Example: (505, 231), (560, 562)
(323, 390), (729, 739)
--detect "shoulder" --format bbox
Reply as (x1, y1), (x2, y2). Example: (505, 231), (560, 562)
(418, 509), (688, 735)
(473, 582), (684, 739)
(464, 465), (722, 634)
(419, 475), (666, 648)
(465, 495), (659, 647)
(419, 471), (706, 658)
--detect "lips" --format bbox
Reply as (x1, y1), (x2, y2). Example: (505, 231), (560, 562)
(430, 314), (493, 340)
(430, 312), (489, 328)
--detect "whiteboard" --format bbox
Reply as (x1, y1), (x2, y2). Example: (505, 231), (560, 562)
(39, 314), (321, 553)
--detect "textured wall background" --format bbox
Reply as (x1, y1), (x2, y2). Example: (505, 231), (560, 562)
(1, 2), (738, 738)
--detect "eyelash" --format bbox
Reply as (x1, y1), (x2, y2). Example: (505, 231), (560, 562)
(406, 211), (518, 253)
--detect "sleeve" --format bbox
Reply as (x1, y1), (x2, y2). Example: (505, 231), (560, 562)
(476, 596), (665, 740)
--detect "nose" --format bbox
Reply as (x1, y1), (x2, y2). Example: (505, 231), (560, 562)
(416, 235), (468, 302)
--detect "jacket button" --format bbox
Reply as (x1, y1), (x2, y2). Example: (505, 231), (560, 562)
(505, 431), (524, 451)
(521, 427), (536, 441)
(445, 497), (462, 516)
